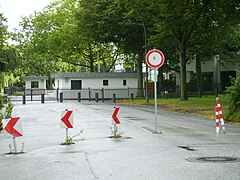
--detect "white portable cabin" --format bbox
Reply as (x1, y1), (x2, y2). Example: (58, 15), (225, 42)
(23, 76), (48, 95)
(51, 72), (139, 99)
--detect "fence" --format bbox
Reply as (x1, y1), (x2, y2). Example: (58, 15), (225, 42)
(55, 88), (139, 101)
(4, 84), (225, 103)
(8, 89), (55, 102)
(6, 88), (139, 103)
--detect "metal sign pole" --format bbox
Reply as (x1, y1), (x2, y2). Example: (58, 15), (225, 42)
(154, 68), (159, 133)
(146, 49), (165, 134)
(66, 128), (68, 142)
(114, 124), (117, 137)
(13, 137), (17, 153)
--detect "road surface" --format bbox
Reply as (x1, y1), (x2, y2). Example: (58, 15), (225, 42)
(0, 101), (240, 180)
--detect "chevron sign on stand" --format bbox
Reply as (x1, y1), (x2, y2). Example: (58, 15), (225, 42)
(112, 107), (120, 124)
(61, 110), (73, 128)
(3, 117), (23, 137)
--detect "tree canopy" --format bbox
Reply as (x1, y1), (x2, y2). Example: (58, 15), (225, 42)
(0, 0), (239, 99)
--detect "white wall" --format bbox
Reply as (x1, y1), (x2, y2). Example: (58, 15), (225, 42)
(54, 77), (138, 99)
(25, 79), (47, 89)
(57, 78), (138, 89)
(25, 79), (47, 95)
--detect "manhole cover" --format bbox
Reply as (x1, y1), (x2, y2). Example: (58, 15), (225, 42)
(187, 157), (240, 163)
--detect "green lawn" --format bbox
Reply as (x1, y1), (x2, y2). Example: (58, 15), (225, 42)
(119, 95), (240, 123)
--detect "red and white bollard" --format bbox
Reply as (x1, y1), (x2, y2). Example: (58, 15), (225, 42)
(215, 107), (220, 134)
(216, 98), (226, 133)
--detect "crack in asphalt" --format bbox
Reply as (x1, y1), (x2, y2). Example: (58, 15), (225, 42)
(84, 151), (98, 179)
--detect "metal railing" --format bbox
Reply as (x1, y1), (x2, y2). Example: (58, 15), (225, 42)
(5, 84), (226, 103)
(55, 87), (139, 101)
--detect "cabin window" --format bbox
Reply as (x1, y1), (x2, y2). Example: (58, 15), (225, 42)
(31, 81), (39, 88)
(103, 80), (109, 86)
(71, 80), (82, 89)
(123, 79), (127, 86)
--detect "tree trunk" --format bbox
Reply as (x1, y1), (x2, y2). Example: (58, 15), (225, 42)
(137, 50), (144, 97)
(196, 55), (203, 98)
(90, 65), (94, 72)
(88, 43), (95, 72)
(0, 71), (4, 92)
(179, 41), (188, 100)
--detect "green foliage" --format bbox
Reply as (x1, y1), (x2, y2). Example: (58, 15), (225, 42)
(121, 95), (231, 119)
(62, 130), (84, 145)
(225, 113), (240, 123)
(5, 103), (14, 119)
(0, 102), (14, 131)
(0, 13), (21, 90)
(225, 77), (240, 116)
(4, 0), (240, 101)
(16, 0), (82, 75)
(0, 95), (6, 108)
(0, 13), (16, 71)
(0, 112), (3, 130)
(0, 95), (5, 130)
(65, 136), (74, 145)
(0, 13), (8, 48)
(16, 0), (125, 74)
(163, 79), (176, 86)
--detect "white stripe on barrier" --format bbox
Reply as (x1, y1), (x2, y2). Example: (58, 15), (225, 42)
(216, 98), (226, 133)
(215, 107), (220, 134)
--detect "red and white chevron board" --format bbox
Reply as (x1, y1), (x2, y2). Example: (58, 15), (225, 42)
(61, 110), (73, 128)
(3, 117), (23, 137)
(112, 107), (120, 124)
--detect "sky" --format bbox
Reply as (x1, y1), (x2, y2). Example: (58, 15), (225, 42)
(0, 0), (54, 31)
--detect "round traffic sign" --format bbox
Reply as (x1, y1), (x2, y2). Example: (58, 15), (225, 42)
(146, 49), (165, 68)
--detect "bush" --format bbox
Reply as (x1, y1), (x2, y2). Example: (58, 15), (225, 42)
(0, 113), (3, 130)
(0, 95), (6, 109)
(5, 103), (14, 119)
(0, 95), (5, 130)
(225, 77), (240, 121)
(0, 103), (14, 131)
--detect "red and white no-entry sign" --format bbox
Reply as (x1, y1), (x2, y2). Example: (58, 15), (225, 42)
(146, 49), (165, 69)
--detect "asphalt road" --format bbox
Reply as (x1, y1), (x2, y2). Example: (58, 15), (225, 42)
(0, 101), (240, 180)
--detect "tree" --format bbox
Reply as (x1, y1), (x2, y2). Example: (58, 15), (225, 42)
(0, 12), (8, 72)
(188, 0), (240, 97)
(17, 0), (123, 75)
(77, 0), (156, 96)
(148, 0), (240, 100)
(225, 77), (240, 121)
(12, 0), (240, 98)
(149, 0), (212, 100)
(0, 13), (20, 90)
(17, 0), (82, 75)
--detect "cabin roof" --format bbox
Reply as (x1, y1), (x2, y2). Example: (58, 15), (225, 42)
(51, 72), (139, 79)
